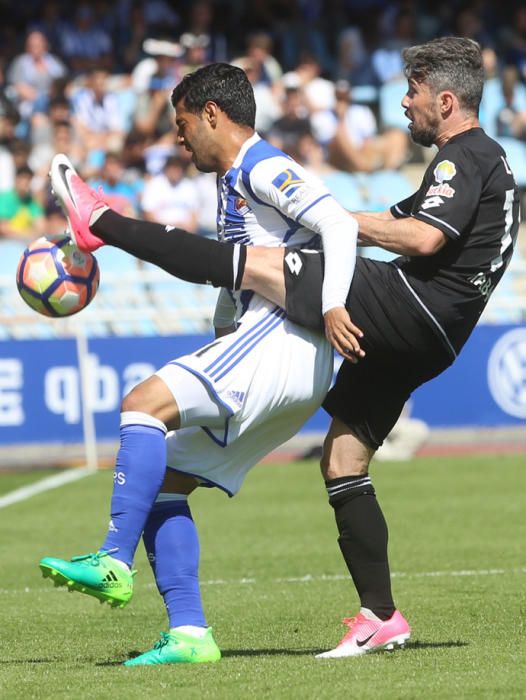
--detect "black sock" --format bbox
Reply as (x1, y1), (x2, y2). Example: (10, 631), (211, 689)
(92, 210), (246, 289)
(326, 476), (395, 620)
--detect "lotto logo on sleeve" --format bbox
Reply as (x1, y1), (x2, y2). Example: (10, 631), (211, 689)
(272, 169), (305, 197)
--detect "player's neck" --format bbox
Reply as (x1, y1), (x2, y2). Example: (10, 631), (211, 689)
(436, 116), (480, 149)
(215, 127), (256, 176)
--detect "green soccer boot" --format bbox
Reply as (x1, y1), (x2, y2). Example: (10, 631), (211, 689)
(124, 628), (221, 666)
(39, 550), (135, 608)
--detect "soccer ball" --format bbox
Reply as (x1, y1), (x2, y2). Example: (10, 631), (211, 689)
(16, 234), (100, 317)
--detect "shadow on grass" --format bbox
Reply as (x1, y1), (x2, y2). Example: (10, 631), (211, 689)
(405, 640), (468, 651)
(4, 641), (469, 666)
(95, 648), (323, 666)
(0, 659), (57, 664)
(220, 640), (469, 658)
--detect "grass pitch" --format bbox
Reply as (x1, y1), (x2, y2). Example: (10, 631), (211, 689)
(0, 454), (524, 699)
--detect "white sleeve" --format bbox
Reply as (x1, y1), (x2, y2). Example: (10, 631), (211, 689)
(213, 287), (237, 328)
(249, 156), (358, 313)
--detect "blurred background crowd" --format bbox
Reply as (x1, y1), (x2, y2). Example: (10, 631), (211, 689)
(0, 0), (525, 336)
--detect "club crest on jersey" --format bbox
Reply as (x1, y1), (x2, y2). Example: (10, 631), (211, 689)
(433, 160), (456, 184)
(428, 159), (456, 197)
(235, 197), (250, 215)
(272, 169), (305, 198)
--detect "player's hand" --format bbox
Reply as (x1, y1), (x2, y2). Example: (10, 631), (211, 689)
(323, 307), (365, 362)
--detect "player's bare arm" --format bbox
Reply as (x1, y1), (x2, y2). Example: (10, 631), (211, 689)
(354, 211), (447, 256)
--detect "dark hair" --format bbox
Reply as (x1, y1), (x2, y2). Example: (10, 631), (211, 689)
(402, 37), (484, 114)
(171, 62), (256, 128)
(16, 165), (33, 177)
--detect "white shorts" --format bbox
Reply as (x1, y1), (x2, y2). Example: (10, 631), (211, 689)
(156, 296), (332, 495)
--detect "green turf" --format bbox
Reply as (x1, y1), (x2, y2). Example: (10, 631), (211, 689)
(0, 454), (524, 699)
(0, 469), (60, 495)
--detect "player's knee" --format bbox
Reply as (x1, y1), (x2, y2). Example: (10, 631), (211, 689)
(320, 451), (370, 481)
(121, 384), (148, 414)
(121, 376), (181, 430)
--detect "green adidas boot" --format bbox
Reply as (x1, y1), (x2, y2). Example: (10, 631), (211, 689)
(124, 628), (221, 666)
(39, 550), (135, 608)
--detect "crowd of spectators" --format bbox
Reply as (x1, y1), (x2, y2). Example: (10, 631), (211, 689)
(0, 0), (525, 329)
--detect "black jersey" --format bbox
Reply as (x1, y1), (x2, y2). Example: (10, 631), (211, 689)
(390, 127), (520, 356)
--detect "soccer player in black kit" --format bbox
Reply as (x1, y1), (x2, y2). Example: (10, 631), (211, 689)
(46, 37), (519, 658)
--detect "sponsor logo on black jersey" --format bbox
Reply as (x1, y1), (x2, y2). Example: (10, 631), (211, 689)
(425, 183), (455, 198)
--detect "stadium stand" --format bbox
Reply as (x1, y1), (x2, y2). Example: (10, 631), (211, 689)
(0, 1), (524, 338)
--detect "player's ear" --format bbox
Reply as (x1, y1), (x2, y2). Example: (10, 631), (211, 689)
(439, 90), (455, 116)
(203, 100), (219, 127)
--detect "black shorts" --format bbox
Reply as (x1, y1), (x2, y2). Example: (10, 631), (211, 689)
(284, 251), (453, 449)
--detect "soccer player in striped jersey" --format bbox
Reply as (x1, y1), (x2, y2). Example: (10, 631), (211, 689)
(40, 62), (363, 665)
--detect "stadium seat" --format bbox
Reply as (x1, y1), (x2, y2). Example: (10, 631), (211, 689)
(494, 137), (526, 188)
(322, 171), (367, 211)
(0, 239), (27, 275)
(365, 169), (413, 211)
(140, 262), (215, 334)
(480, 78), (526, 140)
(350, 84), (378, 107)
(378, 79), (408, 131)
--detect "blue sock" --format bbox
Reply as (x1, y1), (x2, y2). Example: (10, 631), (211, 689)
(101, 411), (167, 567)
(143, 494), (206, 629)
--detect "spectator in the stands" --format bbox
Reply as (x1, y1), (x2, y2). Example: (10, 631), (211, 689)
(327, 79), (408, 172)
(505, 5), (526, 84)
(236, 57), (281, 136)
(140, 153), (199, 231)
(29, 119), (85, 195)
(27, 1), (69, 55)
(89, 151), (142, 216)
(0, 99), (20, 193)
(59, 4), (114, 75)
(336, 11), (381, 86)
(133, 60), (178, 146)
(183, 0), (228, 63)
(280, 53), (336, 145)
(496, 66), (526, 141)
(131, 37), (184, 95)
(267, 75), (311, 152)
(0, 165), (45, 242)
(5, 30), (67, 136)
(371, 9), (416, 84)
(245, 31), (283, 86)
(287, 131), (335, 178)
(70, 66), (126, 172)
(179, 32), (211, 75)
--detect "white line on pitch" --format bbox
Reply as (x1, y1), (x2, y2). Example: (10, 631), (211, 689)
(201, 567), (526, 586)
(1, 566), (524, 596)
(0, 467), (96, 509)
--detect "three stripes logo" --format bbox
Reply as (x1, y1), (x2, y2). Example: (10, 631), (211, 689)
(98, 569), (121, 589)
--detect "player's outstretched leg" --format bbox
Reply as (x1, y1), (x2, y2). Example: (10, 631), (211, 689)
(50, 154), (109, 251)
(316, 609), (411, 658)
(39, 549), (135, 608)
(40, 408), (170, 608)
(49, 152), (249, 291)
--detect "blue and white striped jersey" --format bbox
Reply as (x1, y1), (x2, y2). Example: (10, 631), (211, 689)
(214, 133), (358, 320)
